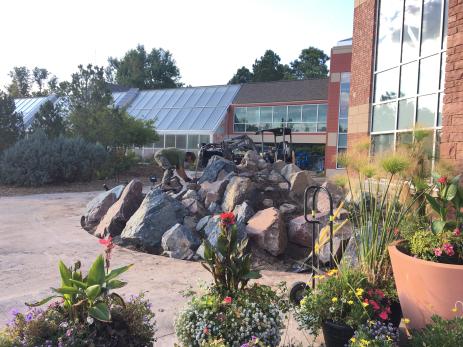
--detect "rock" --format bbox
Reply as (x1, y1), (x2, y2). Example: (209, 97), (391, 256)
(185, 182), (201, 191)
(233, 201), (255, 225)
(183, 189), (199, 200)
(281, 163), (301, 181)
(257, 159), (268, 170)
(342, 236), (358, 267)
(273, 160), (286, 173)
(321, 181), (345, 209)
(183, 215), (199, 230)
(120, 188), (187, 252)
(203, 215), (247, 249)
(288, 216), (313, 247)
(246, 208), (287, 256)
(161, 223), (200, 260)
(195, 243), (205, 259)
(289, 171), (316, 198)
(182, 198), (207, 216)
(243, 150), (260, 163)
(198, 156), (236, 184)
(221, 176), (256, 212)
(200, 179), (229, 207)
(268, 170), (285, 183)
(279, 203), (297, 215)
(196, 215), (211, 232)
(279, 182), (290, 190)
(95, 180), (144, 237)
(286, 242), (310, 260)
(318, 222), (353, 264)
(263, 199), (274, 207)
(208, 202), (221, 214)
(81, 185), (125, 233)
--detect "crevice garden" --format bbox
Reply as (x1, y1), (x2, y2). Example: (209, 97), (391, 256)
(2, 133), (463, 346)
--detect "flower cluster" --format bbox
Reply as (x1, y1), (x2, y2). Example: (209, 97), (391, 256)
(349, 321), (399, 347)
(363, 289), (392, 322)
(220, 212), (236, 227)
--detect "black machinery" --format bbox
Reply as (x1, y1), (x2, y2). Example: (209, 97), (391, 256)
(255, 127), (294, 164)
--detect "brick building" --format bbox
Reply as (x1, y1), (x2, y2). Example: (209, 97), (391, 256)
(349, 0), (462, 170)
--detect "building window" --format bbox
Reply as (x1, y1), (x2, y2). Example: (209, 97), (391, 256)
(233, 104), (328, 133)
(371, 0), (447, 158)
(153, 134), (211, 151)
(337, 73), (350, 168)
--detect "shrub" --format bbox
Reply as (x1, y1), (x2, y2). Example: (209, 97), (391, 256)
(175, 284), (286, 347)
(0, 131), (108, 186)
(409, 316), (463, 347)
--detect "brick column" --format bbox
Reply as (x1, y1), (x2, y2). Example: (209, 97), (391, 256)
(441, 0), (463, 171)
(348, 0), (377, 147)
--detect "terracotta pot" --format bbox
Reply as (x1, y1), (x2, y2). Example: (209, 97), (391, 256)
(388, 242), (463, 329)
(321, 320), (354, 347)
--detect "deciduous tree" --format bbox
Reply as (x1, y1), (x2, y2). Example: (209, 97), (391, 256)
(0, 91), (25, 151)
(290, 47), (329, 79)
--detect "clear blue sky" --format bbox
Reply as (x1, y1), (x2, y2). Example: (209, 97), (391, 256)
(0, 0), (354, 88)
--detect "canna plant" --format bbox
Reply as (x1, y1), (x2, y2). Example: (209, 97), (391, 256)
(202, 212), (261, 294)
(26, 237), (132, 323)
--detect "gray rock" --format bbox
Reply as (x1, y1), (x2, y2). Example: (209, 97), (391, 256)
(161, 223), (200, 260)
(182, 198), (207, 217)
(221, 176), (256, 212)
(273, 160), (286, 173)
(204, 215), (247, 249)
(95, 180), (144, 237)
(268, 170), (285, 183)
(263, 199), (274, 207)
(289, 171), (317, 198)
(183, 215), (199, 231)
(281, 163), (301, 181)
(198, 156), (236, 184)
(321, 181), (346, 209)
(120, 188), (187, 252)
(200, 179), (229, 207)
(196, 215), (212, 232)
(246, 207), (287, 256)
(288, 216), (313, 247)
(183, 189), (199, 200)
(81, 185), (124, 233)
(342, 236), (358, 267)
(257, 159), (269, 170)
(318, 222), (353, 264)
(208, 202), (221, 214)
(233, 201), (255, 225)
(279, 203), (297, 215)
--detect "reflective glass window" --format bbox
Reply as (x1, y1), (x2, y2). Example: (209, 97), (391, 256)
(417, 94), (438, 127)
(421, 0), (443, 55)
(288, 106), (302, 122)
(176, 135), (187, 149)
(440, 52), (446, 90)
(375, 68), (399, 102)
(400, 62), (418, 97)
(419, 54), (440, 94)
(273, 106), (287, 125)
(153, 135), (164, 148)
(402, 0), (422, 62)
(339, 118), (348, 133)
(437, 93), (443, 126)
(234, 123), (245, 132)
(302, 105), (317, 122)
(372, 134), (395, 155)
(199, 135), (210, 144)
(165, 135), (175, 147)
(246, 107), (259, 124)
(187, 135), (199, 150)
(260, 107), (273, 123)
(398, 98), (415, 129)
(317, 123), (327, 132)
(234, 107), (246, 123)
(338, 134), (348, 148)
(376, 0), (403, 70)
(318, 104), (328, 123)
(397, 132), (414, 146)
(372, 102), (397, 132)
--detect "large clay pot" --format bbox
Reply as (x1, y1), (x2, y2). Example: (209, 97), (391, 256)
(388, 242), (463, 329)
(321, 320), (354, 347)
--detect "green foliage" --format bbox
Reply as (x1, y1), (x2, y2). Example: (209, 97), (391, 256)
(29, 100), (66, 138)
(228, 66), (254, 84)
(406, 230), (442, 261)
(202, 213), (261, 294)
(0, 131), (108, 186)
(0, 91), (25, 151)
(97, 149), (139, 180)
(349, 321), (399, 347)
(409, 316), (463, 347)
(175, 284), (286, 347)
(251, 50), (286, 82)
(290, 47), (329, 79)
(0, 293), (156, 347)
(108, 44), (182, 89)
(7, 66), (32, 97)
(27, 255), (132, 323)
(32, 67), (50, 96)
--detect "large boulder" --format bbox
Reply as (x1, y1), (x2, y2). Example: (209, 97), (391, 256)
(221, 176), (256, 212)
(233, 201), (255, 225)
(81, 185), (125, 233)
(319, 181), (346, 211)
(319, 222), (353, 264)
(182, 198), (207, 217)
(198, 156), (236, 184)
(279, 203), (297, 215)
(288, 215), (313, 247)
(246, 208), (287, 256)
(95, 180), (143, 237)
(200, 179), (229, 207)
(161, 223), (200, 260)
(281, 164), (301, 181)
(289, 171), (316, 198)
(120, 188), (187, 252)
(203, 215), (247, 250)
(273, 160), (286, 173)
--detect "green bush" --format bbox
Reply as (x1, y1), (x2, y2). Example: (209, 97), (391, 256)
(0, 131), (108, 186)
(409, 316), (463, 347)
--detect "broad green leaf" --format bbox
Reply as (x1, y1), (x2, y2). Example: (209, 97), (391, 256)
(85, 284), (101, 301)
(69, 279), (87, 289)
(58, 260), (72, 287)
(52, 286), (79, 295)
(25, 295), (59, 307)
(446, 183), (458, 201)
(87, 255), (105, 286)
(431, 172), (441, 181)
(451, 175), (461, 185)
(88, 302), (111, 322)
(426, 194), (441, 214)
(109, 292), (126, 307)
(107, 279), (127, 290)
(241, 271), (262, 280)
(432, 220), (446, 234)
(105, 264), (133, 282)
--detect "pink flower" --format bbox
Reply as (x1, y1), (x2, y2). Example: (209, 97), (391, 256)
(375, 289), (385, 299)
(434, 247), (443, 256)
(223, 296), (232, 304)
(438, 176), (447, 184)
(454, 228), (461, 236)
(369, 300), (380, 311)
(379, 311), (389, 320)
(203, 326), (209, 334)
(443, 243), (455, 256)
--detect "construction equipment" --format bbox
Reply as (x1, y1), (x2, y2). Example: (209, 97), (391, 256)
(255, 127), (294, 164)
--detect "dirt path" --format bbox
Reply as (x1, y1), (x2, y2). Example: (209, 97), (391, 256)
(0, 192), (315, 346)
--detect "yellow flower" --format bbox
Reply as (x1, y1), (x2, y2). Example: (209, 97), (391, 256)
(300, 297), (307, 306)
(362, 302), (369, 308)
(313, 275), (325, 280)
(360, 339), (370, 346)
(350, 337), (356, 343)
(355, 288), (364, 296)
(327, 269), (338, 276)
(403, 318), (410, 324)
(452, 307), (458, 313)
(347, 300), (354, 305)
(332, 297), (338, 303)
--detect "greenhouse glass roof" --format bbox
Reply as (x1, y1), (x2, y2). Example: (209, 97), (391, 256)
(14, 95), (57, 128)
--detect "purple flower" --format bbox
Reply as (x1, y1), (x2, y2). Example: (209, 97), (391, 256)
(241, 344), (249, 347)
(66, 329), (73, 337)
(10, 308), (19, 316)
(25, 313), (33, 322)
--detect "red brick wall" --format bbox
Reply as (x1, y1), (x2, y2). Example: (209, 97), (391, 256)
(348, 0), (377, 146)
(441, 0), (463, 171)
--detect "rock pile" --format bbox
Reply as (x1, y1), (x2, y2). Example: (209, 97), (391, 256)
(81, 151), (351, 265)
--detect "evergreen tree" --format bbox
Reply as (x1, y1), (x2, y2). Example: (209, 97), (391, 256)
(0, 91), (25, 151)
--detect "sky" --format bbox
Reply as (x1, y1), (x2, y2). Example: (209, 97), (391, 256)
(0, 0), (354, 89)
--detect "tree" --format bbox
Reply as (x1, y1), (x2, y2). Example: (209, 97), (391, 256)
(252, 50), (285, 82)
(7, 67), (31, 98)
(108, 44), (182, 89)
(0, 91), (25, 151)
(229, 66), (254, 84)
(290, 47), (329, 79)
(30, 100), (66, 138)
(32, 68), (50, 96)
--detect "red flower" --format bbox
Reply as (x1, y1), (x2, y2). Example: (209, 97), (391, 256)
(223, 296), (232, 304)
(99, 236), (114, 248)
(220, 212), (236, 226)
(443, 243), (455, 256)
(437, 176), (447, 184)
(375, 289), (385, 299)
(203, 327), (209, 334)
(434, 247), (443, 257)
(454, 228), (461, 236)
(393, 228), (399, 236)
(379, 311), (389, 320)
(369, 300), (380, 311)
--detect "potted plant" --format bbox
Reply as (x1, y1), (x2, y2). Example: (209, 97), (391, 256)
(348, 320), (399, 347)
(175, 212), (288, 347)
(0, 237), (157, 346)
(389, 173), (463, 329)
(295, 267), (394, 347)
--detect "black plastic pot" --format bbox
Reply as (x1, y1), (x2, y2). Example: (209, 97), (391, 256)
(388, 300), (403, 328)
(321, 320), (355, 347)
